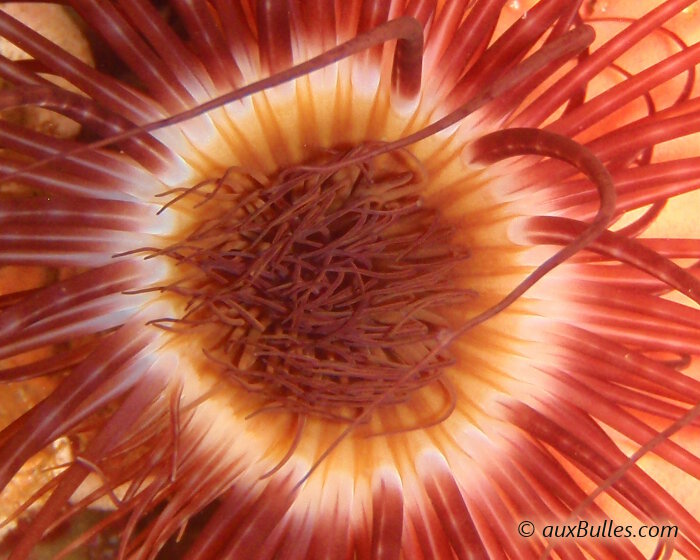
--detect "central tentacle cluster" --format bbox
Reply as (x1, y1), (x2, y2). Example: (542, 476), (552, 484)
(153, 147), (473, 425)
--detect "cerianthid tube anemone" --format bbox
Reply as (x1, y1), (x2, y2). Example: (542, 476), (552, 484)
(0, 0), (699, 558)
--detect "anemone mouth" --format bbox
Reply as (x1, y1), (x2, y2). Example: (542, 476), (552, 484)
(144, 144), (473, 428)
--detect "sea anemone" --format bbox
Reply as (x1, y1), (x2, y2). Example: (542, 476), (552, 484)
(1, 0), (700, 558)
